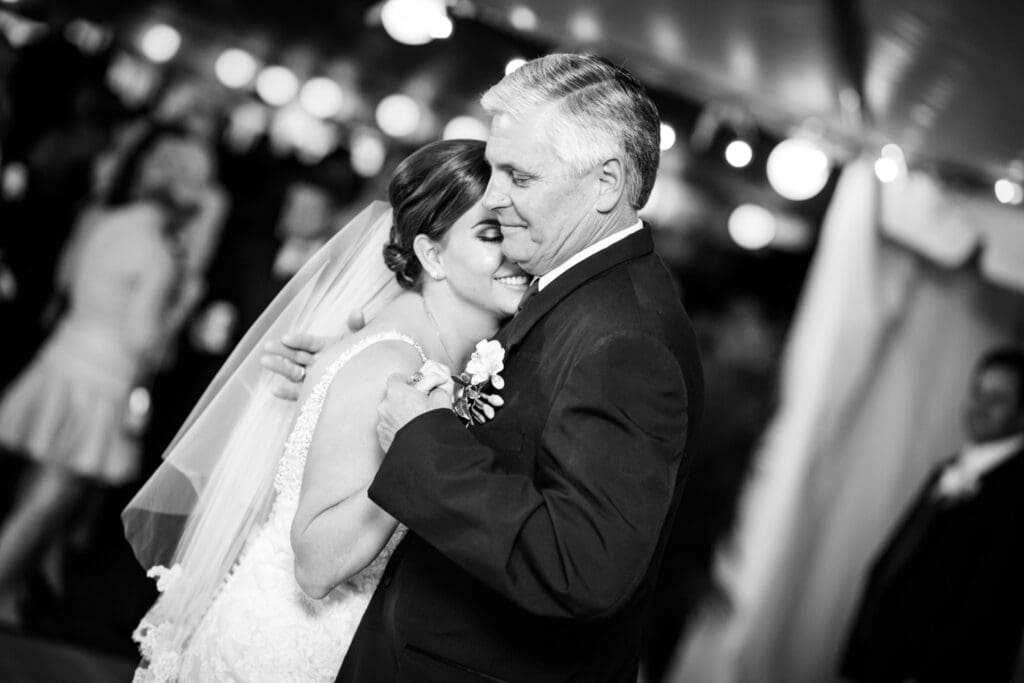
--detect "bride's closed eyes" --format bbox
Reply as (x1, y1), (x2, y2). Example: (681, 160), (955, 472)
(475, 220), (503, 243)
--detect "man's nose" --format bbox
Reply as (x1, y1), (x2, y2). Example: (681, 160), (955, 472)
(482, 177), (508, 210)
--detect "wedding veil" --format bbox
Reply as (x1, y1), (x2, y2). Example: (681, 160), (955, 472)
(123, 200), (401, 651)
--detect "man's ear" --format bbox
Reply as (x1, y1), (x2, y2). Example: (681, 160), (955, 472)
(413, 234), (445, 281)
(595, 158), (626, 213)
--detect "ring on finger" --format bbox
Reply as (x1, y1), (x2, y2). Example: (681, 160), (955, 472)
(297, 366), (306, 382)
(406, 371), (424, 385)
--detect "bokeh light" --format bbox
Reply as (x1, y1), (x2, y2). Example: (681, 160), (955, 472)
(766, 138), (830, 200)
(256, 65), (299, 106)
(874, 143), (905, 183)
(505, 58), (527, 75)
(375, 94), (421, 138)
(138, 24), (181, 63)
(725, 139), (753, 168)
(215, 48), (258, 89)
(381, 0), (449, 46)
(659, 123), (676, 152)
(270, 105), (337, 164)
(509, 6), (538, 31)
(299, 77), (345, 119)
(351, 131), (387, 178)
(428, 15), (454, 40)
(994, 178), (1024, 205)
(728, 203), (777, 250)
(65, 18), (111, 54)
(443, 115), (489, 141)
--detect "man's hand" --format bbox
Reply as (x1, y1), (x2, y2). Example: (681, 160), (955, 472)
(377, 370), (452, 452)
(261, 332), (331, 400)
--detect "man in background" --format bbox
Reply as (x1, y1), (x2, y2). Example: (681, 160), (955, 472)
(842, 346), (1024, 683)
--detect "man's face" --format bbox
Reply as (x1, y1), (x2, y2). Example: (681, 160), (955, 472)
(482, 105), (603, 277)
(965, 365), (1024, 443)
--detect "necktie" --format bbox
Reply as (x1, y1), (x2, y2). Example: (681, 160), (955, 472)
(517, 278), (540, 314)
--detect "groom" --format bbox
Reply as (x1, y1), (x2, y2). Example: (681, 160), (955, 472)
(340, 54), (703, 682)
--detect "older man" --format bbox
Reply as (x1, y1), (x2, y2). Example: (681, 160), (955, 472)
(331, 54), (704, 682)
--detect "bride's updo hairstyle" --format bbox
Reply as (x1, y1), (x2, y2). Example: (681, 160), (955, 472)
(383, 138), (490, 289)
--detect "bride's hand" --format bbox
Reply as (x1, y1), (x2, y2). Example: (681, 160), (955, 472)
(261, 332), (332, 400)
(411, 360), (455, 400)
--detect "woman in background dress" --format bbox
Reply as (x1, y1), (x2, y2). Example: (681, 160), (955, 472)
(0, 125), (213, 625)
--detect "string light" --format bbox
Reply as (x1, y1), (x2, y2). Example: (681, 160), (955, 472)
(874, 143), (905, 183)
(505, 58), (527, 75)
(256, 65), (299, 107)
(766, 138), (830, 200)
(659, 123), (676, 152)
(729, 204), (777, 250)
(381, 0), (449, 45)
(215, 48), (258, 89)
(994, 178), (1023, 205)
(351, 130), (387, 177)
(375, 94), (421, 138)
(509, 6), (538, 31)
(299, 77), (345, 119)
(443, 115), (489, 141)
(138, 24), (181, 63)
(725, 139), (754, 168)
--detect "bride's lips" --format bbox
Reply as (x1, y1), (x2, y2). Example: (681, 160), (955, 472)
(493, 273), (531, 289)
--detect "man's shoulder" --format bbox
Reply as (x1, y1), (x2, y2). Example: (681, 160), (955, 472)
(557, 252), (688, 329)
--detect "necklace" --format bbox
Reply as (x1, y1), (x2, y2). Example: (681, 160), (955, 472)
(422, 297), (457, 368)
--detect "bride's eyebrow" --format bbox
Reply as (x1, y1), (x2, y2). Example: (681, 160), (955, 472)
(473, 220), (500, 230)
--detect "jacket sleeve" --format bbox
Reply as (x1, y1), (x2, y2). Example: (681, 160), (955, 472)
(368, 331), (690, 620)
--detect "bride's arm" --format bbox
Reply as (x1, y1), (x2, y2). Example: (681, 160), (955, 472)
(290, 340), (423, 599)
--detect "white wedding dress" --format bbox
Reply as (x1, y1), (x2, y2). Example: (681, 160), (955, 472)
(133, 332), (425, 682)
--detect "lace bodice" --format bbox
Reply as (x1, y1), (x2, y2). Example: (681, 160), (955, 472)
(134, 331), (426, 682)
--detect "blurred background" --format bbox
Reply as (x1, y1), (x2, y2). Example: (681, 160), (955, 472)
(0, 0), (1022, 681)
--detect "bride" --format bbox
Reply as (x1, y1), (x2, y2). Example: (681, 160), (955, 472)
(123, 139), (530, 681)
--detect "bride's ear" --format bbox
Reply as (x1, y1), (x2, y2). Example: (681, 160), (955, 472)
(412, 234), (445, 281)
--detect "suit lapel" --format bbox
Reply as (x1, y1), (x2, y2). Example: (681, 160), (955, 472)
(496, 225), (655, 352)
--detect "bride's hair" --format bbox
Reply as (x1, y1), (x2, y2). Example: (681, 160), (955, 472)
(383, 138), (490, 289)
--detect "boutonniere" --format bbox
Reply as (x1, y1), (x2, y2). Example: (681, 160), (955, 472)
(934, 462), (981, 502)
(453, 339), (506, 426)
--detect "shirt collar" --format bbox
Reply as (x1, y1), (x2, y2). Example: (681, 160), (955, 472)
(537, 221), (644, 291)
(957, 432), (1024, 478)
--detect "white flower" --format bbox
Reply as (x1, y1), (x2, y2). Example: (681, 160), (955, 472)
(146, 563), (183, 593)
(465, 339), (504, 385)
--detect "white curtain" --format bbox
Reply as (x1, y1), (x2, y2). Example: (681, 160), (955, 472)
(668, 157), (1024, 683)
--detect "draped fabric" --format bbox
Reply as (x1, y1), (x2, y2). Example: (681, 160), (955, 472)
(668, 157), (1024, 683)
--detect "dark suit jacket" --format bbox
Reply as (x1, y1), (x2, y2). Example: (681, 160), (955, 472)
(337, 227), (704, 682)
(842, 446), (1024, 683)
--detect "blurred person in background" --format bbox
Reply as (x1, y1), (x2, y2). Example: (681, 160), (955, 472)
(841, 345), (1024, 683)
(0, 125), (215, 627)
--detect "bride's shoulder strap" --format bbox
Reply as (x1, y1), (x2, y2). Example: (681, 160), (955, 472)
(320, 331), (427, 385)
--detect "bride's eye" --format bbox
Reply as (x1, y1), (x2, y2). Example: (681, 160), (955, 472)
(479, 229), (502, 243)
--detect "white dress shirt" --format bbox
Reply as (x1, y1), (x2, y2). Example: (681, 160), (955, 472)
(935, 432), (1024, 499)
(537, 221), (644, 291)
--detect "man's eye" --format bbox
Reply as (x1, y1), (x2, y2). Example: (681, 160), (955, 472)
(511, 174), (530, 187)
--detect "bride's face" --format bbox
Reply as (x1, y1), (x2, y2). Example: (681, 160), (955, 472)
(434, 199), (531, 319)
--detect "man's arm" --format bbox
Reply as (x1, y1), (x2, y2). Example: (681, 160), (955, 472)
(370, 331), (690, 619)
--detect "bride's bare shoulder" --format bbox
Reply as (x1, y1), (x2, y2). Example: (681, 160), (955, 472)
(297, 327), (423, 404)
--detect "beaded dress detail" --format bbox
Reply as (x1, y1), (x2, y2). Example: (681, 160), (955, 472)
(133, 332), (425, 682)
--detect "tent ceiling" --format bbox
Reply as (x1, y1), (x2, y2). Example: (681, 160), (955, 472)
(478, 0), (1024, 181)
(45, 0), (1024, 182)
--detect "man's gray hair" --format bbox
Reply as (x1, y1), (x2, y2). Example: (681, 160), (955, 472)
(481, 53), (661, 209)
